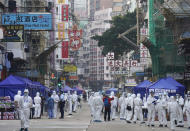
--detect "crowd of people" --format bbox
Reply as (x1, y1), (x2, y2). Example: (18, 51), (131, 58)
(88, 91), (190, 131)
(14, 89), (82, 131)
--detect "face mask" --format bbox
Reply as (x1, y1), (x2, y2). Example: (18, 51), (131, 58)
(24, 93), (28, 96)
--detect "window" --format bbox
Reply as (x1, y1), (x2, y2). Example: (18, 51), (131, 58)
(106, 66), (109, 70)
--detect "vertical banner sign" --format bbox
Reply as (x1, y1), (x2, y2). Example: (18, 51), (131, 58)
(62, 41), (69, 58)
(58, 0), (65, 4)
(58, 23), (65, 40)
(68, 25), (83, 51)
(62, 5), (69, 21)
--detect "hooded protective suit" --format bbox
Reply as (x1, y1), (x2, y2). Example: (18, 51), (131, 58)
(51, 91), (60, 118)
(14, 90), (22, 119)
(156, 94), (167, 127)
(183, 96), (190, 128)
(147, 93), (156, 126)
(176, 95), (184, 127)
(119, 92), (126, 120)
(67, 91), (73, 115)
(72, 91), (78, 112)
(34, 92), (41, 118)
(168, 96), (178, 130)
(20, 89), (33, 130)
(133, 94), (143, 123)
(88, 93), (94, 116)
(125, 93), (134, 122)
(110, 91), (118, 120)
(92, 92), (103, 122)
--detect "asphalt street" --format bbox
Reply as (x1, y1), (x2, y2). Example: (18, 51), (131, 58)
(0, 102), (189, 131)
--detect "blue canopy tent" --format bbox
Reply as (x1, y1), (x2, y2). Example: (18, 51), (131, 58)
(0, 75), (33, 100)
(73, 86), (83, 95)
(147, 78), (185, 97)
(165, 77), (185, 90)
(106, 88), (118, 94)
(134, 80), (152, 97)
(63, 85), (74, 93)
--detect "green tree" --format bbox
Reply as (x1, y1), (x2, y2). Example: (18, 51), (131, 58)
(92, 11), (137, 59)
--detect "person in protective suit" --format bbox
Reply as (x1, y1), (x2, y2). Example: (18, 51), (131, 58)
(118, 92), (126, 120)
(34, 92), (41, 119)
(156, 93), (167, 127)
(133, 93), (144, 124)
(72, 91), (78, 112)
(92, 92), (104, 122)
(125, 93), (134, 123)
(183, 94), (190, 129)
(110, 91), (118, 120)
(51, 91), (60, 118)
(14, 90), (22, 120)
(19, 89), (33, 131)
(67, 91), (73, 115)
(88, 92), (94, 116)
(147, 91), (156, 127)
(176, 94), (184, 127)
(168, 96), (178, 131)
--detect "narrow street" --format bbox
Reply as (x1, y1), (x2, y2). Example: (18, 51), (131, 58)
(0, 102), (189, 131)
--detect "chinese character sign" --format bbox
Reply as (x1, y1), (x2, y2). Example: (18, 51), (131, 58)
(58, 23), (65, 40)
(107, 52), (114, 60)
(62, 5), (69, 21)
(62, 41), (69, 58)
(58, 0), (65, 4)
(68, 25), (82, 51)
(115, 60), (122, 67)
(2, 13), (52, 30)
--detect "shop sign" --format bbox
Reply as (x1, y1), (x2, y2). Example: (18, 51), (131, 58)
(2, 13), (52, 30)
(0, 25), (24, 42)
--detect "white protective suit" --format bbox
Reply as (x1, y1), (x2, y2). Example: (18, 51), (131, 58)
(67, 91), (73, 115)
(34, 92), (41, 118)
(147, 94), (156, 126)
(183, 96), (190, 128)
(168, 96), (178, 130)
(92, 92), (103, 122)
(110, 91), (118, 120)
(88, 93), (94, 116)
(133, 94), (143, 123)
(176, 95), (184, 126)
(125, 93), (134, 122)
(72, 91), (78, 112)
(20, 89), (33, 130)
(51, 91), (60, 118)
(119, 93), (126, 120)
(14, 90), (22, 119)
(156, 94), (167, 127)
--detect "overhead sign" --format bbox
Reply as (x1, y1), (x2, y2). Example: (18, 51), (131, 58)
(64, 65), (77, 72)
(62, 5), (69, 21)
(68, 25), (83, 51)
(0, 25), (24, 42)
(2, 13), (52, 30)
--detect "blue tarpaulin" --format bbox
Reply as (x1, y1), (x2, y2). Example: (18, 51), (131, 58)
(134, 80), (152, 97)
(106, 88), (118, 94)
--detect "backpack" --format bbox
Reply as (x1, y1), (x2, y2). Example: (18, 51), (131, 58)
(104, 97), (109, 107)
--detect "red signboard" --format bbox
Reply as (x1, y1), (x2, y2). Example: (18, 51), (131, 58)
(62, 41), (69, 58)
(62, 5), (69, 21)
(68, 25), (83, 51)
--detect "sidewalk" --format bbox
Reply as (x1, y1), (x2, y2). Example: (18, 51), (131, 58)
(0, 101), (91, 131)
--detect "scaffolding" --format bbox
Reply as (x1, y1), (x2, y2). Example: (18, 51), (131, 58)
(147, 0), (190, 79)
